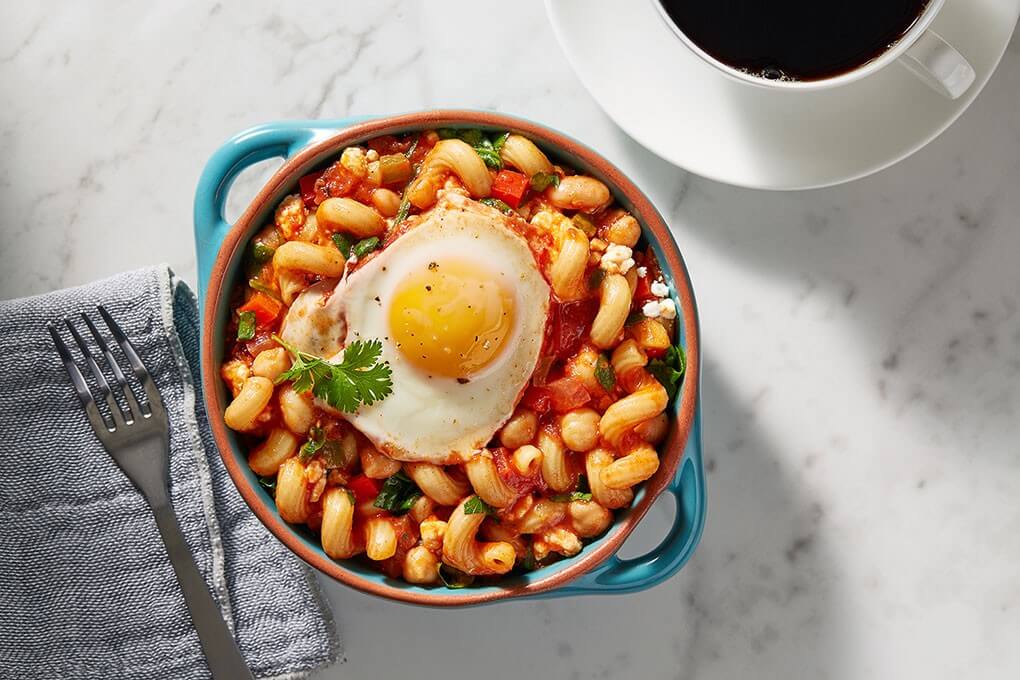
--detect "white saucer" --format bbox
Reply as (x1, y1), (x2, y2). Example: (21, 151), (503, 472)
(546, 0), (1019, 190)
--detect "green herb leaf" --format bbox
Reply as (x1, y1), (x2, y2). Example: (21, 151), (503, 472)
(530, 171), (560, 192)
(331, 232), (353, 258)
(479, 198), (513, 215)
(275, 336), (394, 413)
(252, 243), (276, 264)
(646, 344), (687, 402)
(595, 354), (616, 392)
(436, 129), (507, 169)
(463, 495), (495, 516)
(438, 563), (474, 589)
(236, 311), (256, 341)
(346, 489), (356, 505)
(352, 236), (380, 259)
(588, 267), (605, 290)
(491, 132), (509, 153)
(257, 475), (277, 495)
(551, 491), (593, 502)
(299, 426), (325, 461)
(373, 471), (422, 514)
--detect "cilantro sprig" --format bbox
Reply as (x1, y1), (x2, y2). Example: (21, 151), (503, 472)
(463, 495), (495, 516)
(595, 354), (616, 392)
(274, 336), (393, 413)
(300, 425), (326, 461)
(373, 471), (422, 514)
(647, 344), (687, 402)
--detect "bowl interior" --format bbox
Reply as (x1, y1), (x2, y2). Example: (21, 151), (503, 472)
(204, 114), (701, 604)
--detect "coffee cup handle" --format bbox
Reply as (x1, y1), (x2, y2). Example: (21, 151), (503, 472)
(898, 29), (975, 100)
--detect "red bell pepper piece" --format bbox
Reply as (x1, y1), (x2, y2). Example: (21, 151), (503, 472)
(347, 474), (381, 504)
(633, 274), (655, 304)
(237, 292), (282, 326)
(491, 170), (530, 208)
(298, 172), (322, 208)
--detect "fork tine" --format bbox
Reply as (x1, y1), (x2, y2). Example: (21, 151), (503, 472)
(97, 305), (162, 417)
(65, 316), (133, 425)
(80, 312), (147, 419)
(48, 322), (116, 433)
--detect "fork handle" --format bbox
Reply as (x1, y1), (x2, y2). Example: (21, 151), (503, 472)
(152, 503), (255, 679)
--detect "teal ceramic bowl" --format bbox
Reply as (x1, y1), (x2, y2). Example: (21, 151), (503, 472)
(194, 111), (704, 605)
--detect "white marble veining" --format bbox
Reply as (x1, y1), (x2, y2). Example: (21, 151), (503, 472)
(2, 2), (1018, 678)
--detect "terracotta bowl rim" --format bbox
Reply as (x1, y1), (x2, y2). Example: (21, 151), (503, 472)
(201, 109), (701, 606)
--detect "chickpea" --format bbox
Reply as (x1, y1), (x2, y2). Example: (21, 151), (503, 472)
(499, 408), (538, 449)
(567, 499), (613, 537)
(403, 546), (440, 584)
(634, 412), (670, 445)
(559, 408), (601, 452)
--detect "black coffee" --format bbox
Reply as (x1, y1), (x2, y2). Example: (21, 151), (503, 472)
(658, 0), (930, 81)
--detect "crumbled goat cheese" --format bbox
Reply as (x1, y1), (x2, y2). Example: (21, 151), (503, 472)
(657, 298), (677, 320)
(636, 266), (648, 278)
(650, 281), (670, 298)
(600, 244), (635, 274)
(642, 300), (661, 318)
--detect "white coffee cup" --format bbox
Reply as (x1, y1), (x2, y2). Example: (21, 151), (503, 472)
(652, 0), (975, 99)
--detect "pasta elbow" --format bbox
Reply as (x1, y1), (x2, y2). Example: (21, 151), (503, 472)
(442, 499), (516, 575)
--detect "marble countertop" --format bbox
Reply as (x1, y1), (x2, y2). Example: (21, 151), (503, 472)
(2, 2), (1018, 678)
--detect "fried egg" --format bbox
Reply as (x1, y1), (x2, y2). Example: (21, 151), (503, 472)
(337, 193), (550, 464)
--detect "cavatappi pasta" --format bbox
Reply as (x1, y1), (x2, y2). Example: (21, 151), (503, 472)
(221, 128), (686, 586)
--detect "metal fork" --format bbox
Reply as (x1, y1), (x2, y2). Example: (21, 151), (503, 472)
(48, 306), (254, 680)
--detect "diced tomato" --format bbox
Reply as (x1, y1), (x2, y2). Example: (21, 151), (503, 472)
(237, 292), (282, 326)
(545, 377), (590, 413)
(351, 182), (376, 204)
(314, 161), (360, 203)
(491, 447), (545, 495)
(491, 170), (530, 208)
(348, 475), (381, 506)
(367, 134), (411, 156)
(550, 299), (599, 358)
(299, 172), (322, 207)
(522, 385), (553, 415)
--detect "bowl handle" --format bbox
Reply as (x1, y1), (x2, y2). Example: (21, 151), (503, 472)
(553, 401), (706, 596)
(193, 118), (371, 301)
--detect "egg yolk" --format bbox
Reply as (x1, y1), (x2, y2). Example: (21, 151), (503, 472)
(389, 260), (515, 378)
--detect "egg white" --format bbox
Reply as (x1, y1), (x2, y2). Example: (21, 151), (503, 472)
(337, 193), (550, 464)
